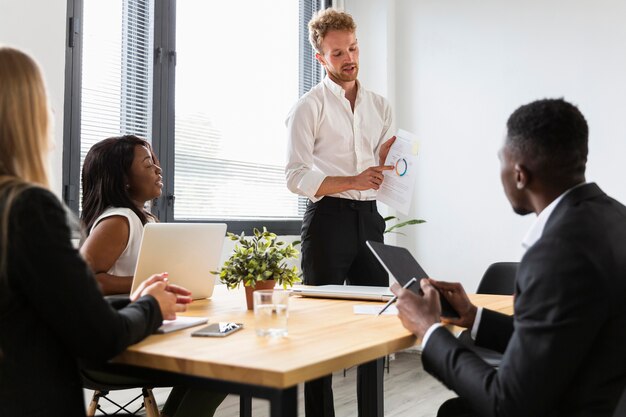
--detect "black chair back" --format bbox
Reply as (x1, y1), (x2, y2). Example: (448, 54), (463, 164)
(457, 262), (519, 367)
(476, 262), (518, 295)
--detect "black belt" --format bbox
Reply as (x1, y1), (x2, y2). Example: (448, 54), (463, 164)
(308, 196), (377, 212)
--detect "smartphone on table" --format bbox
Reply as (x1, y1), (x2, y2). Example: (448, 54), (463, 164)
(191, 322), (244, 337)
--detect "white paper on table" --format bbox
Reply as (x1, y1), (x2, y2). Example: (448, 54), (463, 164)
(377, 129), (420, 215)
(353, 304), (398, 315)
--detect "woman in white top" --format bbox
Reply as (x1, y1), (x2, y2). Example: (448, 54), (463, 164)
(81, 135), (162, 295)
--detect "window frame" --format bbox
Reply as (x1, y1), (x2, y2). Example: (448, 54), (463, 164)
(63, 0), (326, 235)
(62, 0), (83, 214)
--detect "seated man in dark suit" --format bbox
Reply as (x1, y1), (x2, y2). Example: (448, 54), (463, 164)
(391, 98), (626, 417)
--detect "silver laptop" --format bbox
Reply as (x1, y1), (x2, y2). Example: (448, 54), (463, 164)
(130, 223), (227, 300)
(291, 285), (393, 301)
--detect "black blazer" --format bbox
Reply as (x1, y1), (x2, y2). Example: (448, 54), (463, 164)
(423, 183), (626, 417)
(0, 187), (163, 417)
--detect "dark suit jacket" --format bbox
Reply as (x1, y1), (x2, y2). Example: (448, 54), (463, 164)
(423, 183), (626, 417)
(0, 187), (163, 417)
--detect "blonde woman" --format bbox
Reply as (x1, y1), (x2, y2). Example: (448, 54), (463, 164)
(0, 47), (190, 416)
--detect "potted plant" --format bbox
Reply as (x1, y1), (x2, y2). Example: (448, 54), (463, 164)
(216, 227), (301, 309)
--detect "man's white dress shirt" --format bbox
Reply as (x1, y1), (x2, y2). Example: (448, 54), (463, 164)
(285, 76), (392, 202)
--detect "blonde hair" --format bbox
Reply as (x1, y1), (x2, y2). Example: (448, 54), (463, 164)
(308, 8), (356, 54)
(0, 47), (51, 280)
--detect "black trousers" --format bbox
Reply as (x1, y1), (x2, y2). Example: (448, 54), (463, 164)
(301, 197), (388, 417)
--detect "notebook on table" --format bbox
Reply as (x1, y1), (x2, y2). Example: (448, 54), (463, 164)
(130, 223), (227, 300)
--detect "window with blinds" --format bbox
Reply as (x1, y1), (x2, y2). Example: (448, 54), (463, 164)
(66, 0), (324, 229)
(79, 0), (154, 207)
(173, 1), (312, 221)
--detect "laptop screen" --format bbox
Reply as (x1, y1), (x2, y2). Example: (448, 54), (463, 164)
(131, 223), (227, 299)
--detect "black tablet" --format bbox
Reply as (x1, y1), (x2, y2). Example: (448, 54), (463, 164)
(366, 240), (459, 318)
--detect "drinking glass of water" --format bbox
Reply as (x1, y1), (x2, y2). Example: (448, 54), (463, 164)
(253, 289), (289, 337)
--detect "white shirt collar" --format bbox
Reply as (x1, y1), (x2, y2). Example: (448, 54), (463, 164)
(323, 76), (361, 101)
(521, 182), (586, 250)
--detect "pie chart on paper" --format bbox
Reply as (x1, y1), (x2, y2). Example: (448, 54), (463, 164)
(395, 158), (408, 176)
(378, 128), (419, 216)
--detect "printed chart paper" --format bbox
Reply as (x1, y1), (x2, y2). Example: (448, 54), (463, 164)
(377, 129), (419, 215)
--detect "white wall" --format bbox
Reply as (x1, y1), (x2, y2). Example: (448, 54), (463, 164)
(346, 0), (626, 291)
(0, 0), (67, 196)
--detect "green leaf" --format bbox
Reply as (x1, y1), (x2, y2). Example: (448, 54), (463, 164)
(384, 219), (425, 234)
(383, 215), (397, 222)
(385, 231), (407, 236)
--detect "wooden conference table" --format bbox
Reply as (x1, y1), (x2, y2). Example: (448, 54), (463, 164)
(113, 285), (514, 417)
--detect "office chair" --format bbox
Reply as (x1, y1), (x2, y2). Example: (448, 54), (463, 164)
(83, 371), (159, 417)
(475, 262), (518, 295)
(457, 262), (518, 367)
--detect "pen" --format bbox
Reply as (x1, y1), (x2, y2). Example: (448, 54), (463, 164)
(378, 277), (418, 316)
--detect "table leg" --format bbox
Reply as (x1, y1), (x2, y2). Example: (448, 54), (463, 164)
(240, 394), (252, 417)
(357, 358), (384, 417)
(269, 385), (298, 417)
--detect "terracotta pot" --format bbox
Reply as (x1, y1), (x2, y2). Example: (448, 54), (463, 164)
(244, 280), (276, 310)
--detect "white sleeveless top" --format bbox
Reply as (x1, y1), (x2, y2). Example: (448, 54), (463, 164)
(90, 207), (146, 276)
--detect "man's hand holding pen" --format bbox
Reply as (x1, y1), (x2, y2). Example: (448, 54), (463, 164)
(390, 278), (442, 339)
(378, 277), (418, 316)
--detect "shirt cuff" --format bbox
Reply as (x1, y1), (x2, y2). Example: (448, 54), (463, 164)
(297, 171), (327, 202)
(421, 323), (444, 349)
(470, 307), (484, 340)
